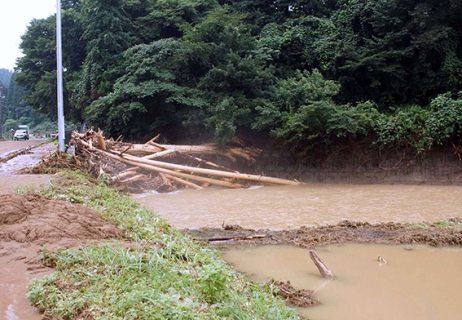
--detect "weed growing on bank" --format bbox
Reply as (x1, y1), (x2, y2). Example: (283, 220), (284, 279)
(26, 171), (301, 319)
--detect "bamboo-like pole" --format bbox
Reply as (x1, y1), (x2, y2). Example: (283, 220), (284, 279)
(121, 174), (145, 184)
(113, 144), (260, 161)
(120, 153), (299, 186)
(112, 168), (138, 181)
(174, 151), (240, 173)
(164, 174), (204, 189)
(143, 149), (176, 160)
(96, 148), (245, 188)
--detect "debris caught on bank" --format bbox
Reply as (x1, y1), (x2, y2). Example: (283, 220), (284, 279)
(68, 128), (300, 193)
(206, 234), (267, 242)
(271, 280), (319, 308)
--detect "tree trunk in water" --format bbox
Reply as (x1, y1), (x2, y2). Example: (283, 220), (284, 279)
(309, 250), (334, 280)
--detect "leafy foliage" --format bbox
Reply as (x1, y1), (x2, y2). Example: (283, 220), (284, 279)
(0, 69), (13, 87)
(14, 0), (462, 152)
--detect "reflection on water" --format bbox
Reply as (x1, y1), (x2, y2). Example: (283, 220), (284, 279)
(221, 244), (462, 320)
(135, 184), (462, 229)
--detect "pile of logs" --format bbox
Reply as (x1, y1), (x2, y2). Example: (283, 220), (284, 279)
(72, 129), (300, 192)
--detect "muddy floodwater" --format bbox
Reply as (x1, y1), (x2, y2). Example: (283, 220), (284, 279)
(222, 244), (462, 320)
(135, 184), (462, 229)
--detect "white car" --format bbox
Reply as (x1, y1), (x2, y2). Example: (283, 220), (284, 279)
(14, 130), (29, 140)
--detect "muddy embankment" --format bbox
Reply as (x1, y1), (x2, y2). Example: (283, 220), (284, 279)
(222, 132), (462, 185)
(184, 219), (462, 249)
(0, 193), (123, 320)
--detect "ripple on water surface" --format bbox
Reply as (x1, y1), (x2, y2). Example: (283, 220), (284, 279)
(135, 184), (462, 229)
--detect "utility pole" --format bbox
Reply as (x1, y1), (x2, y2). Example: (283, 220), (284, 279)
(56, 0), (65, 152)
(0, 82), (4, 139)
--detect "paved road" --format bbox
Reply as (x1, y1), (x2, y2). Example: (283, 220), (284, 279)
(0, 138), (47, 157)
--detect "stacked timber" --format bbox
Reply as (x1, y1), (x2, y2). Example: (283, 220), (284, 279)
(72, 129), (300, 192)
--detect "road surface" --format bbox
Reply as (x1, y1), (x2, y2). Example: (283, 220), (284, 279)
(0, 139), (54, 194)
(0, 138), (47, 157)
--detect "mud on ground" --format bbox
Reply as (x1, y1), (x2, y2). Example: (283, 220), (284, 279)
(0, 193), (123, 320)
(184, 219), (462, 249)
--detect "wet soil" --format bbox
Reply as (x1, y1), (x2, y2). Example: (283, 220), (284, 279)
(0, 193), (123, 320)
(184, 218), (462, 249)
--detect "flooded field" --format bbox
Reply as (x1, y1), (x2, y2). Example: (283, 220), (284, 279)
(135, 184), (462, 229)
(222, 244), (462, 320)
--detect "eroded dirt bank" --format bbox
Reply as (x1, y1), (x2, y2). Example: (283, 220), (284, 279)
(0, 193), (123, 320)
(184, 219), (462, 248)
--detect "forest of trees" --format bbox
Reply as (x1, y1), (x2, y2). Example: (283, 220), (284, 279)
(12, 0), (462, 153)
(0, 68), (58, 138)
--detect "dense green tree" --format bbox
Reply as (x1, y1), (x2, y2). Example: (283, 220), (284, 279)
(316, 0), (462, 107)
(13, 0), (462, 152)
(0, 69), (12, 87)
(85, 38), (208, 139)
(15, 3), (86, 121)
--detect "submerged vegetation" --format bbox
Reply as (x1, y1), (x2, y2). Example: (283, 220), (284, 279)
(9, 0), (462, 153)
(25, 171), (301, 319)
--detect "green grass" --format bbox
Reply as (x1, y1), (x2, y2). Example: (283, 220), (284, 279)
(25, 171), (302, 320)
(407, 223), (430, 230)
(432, 220), (462, 229)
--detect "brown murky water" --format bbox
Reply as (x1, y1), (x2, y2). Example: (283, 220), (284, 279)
(135, 184), (462, 229)
(0, 142), (54, 194)
(222, 244), (462, 320)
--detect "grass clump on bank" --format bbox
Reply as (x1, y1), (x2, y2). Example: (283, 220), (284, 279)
(26, 171), (301, 320)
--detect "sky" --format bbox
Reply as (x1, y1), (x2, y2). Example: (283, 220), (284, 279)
(0, 0), (57, 70)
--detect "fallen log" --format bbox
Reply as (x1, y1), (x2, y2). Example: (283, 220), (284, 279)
(145, 134), (160, 145)
(206, 234), (267, 242)
(164, 174), (204, 190)
(143, 149), (176, 160)
(91, 147), (246, 189)
(120, 153), (299, 186)
(120, 174), (145, 184)
(111, 168), (138, 181)
(113, 143), (261, 161)
(309, 250), (333, 280)
(174, 151), (240, 173)
(96, 129), (107, 150)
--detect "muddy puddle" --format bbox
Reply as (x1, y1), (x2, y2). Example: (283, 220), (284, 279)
(0, 143), (54, 194)
(0, 142), (55, 175)
(222, 244), (462, 320)
(135, 184), (462, 229)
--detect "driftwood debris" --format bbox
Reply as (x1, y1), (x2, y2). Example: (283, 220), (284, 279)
(71, 129), (300, 192)
(309, 250), (334, 280)
(206, 234), (267, 242)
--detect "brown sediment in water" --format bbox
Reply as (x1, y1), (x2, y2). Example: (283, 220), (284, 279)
(183, 218), (462, 248)
(0, 193), (123, 320)
(271, 280), (319, 308)
(222, 244), (462, 320)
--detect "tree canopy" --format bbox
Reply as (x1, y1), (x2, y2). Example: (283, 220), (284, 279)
(14, 0), (462, 152)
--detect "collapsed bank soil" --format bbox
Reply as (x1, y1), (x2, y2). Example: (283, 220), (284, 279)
(0, 193), (123, 320)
